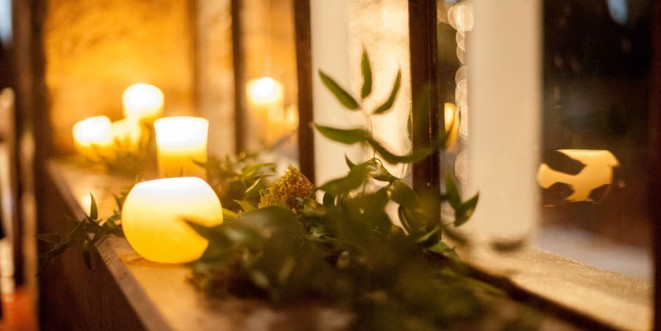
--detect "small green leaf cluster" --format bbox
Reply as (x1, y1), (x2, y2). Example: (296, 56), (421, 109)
(77, 123), (155, 177)
(199, 153), (276, 211)
(187, 158), (487, 329)
(38, 192), (126, 272)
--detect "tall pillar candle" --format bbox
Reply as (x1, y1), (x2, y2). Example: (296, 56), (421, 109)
(154, 116), (208, 179)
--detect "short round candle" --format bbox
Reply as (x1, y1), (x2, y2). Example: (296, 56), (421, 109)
(122, 83), (164, 123)
(154, 116), (209, 179)
(121, 177), (223, 263)
(72, 115), (114, 158)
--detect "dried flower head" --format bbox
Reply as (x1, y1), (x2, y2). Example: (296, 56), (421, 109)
(259, 165), (315, 212)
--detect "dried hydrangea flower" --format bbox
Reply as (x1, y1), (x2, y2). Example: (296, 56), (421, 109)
(258, 165), (315, 213)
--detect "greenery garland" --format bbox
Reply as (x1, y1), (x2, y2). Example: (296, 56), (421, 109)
(38, 51), (543, 330)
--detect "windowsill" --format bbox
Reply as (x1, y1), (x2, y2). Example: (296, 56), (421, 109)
(46, 159), (653, 331)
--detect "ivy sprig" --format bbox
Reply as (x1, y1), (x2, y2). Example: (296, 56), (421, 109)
(38, 192), (126, 272)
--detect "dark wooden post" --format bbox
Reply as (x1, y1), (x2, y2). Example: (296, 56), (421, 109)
(408, 1), (441, 192)
(651, 1), (661, 329)
(293, 0), (315, 183)
(231, 0), (246, 153)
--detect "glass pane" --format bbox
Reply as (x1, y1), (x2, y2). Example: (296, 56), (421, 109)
(537, 0), (652, 280)
(240, 0), (299, 168)
(310, 0), (411, 185)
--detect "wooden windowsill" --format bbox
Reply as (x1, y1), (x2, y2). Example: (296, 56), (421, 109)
(45, 159), (653, 331)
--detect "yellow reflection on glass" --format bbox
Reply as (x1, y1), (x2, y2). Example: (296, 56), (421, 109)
(537, 149), (619, 203)
(444, 103), (459, 150)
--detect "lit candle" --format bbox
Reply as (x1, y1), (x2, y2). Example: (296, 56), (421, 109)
(122, 83), (164, 123)
(154, 116), (208, 179)
(246, 77), (285, 146)
(111, 118), (142, 151)
(246, 77), (284, 110)
(121, 177), (223, 263)
(72, 115), (114, 159)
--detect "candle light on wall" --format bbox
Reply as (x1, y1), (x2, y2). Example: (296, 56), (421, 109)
(154, 116), (208, 179)
(121, 177), (223, 263)
(72, 115), (114, 158)
(122, 83), (165, 123)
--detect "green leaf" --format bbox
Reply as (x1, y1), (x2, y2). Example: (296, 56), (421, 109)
(234, 200), (256, 213)
(318, 70), (360, 110)
(415, 226), (440, 248)
(36, 233), (61, 244)
(454, 193), (479, 227)
(222, 208), (239, 221)
(362, 158), (396, 183)
(445, 171), (461, 209)
(360, 50), (372, 99)
(314, 125), (368, 145)
(373, 70), (401, 114)
(82, 239), (92, 269)
(322, 192), (335, 207)
(319, 163), (370, 195)
(366, 136), (432, 164)
(185, 220), (223, 240)
(389, 180), (418, 208)
(344, 155), (357, 170)
(427, 240), (456, 258)
(89, 194), (98, 220)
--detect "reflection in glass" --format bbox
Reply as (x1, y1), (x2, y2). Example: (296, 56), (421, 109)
(538, 0), (652, 280)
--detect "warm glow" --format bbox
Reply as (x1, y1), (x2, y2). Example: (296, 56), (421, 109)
(122, 83), (164, 123)
(538, 149), (619, 202)
(245, 77), (285, 147)
(121, 177), (223, 263)
(154, 116), (208, 179)
(72, 116), (114, 158)
(444, 103), (459, 150)
(111, 119), (142, 151)
(246, 77), (284, 106)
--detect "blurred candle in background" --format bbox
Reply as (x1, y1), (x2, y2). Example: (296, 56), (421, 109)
(122, 83), (164, 123)
(72, 115), (114, 159)
(246, 77), (285, 147)
(154, 116), (208, 179)
(111, 118), (142, 151)
(121, 177), (223, 263)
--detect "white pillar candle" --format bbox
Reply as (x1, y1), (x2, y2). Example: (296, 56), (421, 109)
(467, 0), (541, 243)
(72, 115), (114, 159)
(122, 83), (164, 124)
(154, 116), (208, 179)
(122, 177), (223, 263)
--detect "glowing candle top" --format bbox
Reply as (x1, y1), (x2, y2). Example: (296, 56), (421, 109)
(246, 77), (284, 106)
(122, 83), (164, 123)
(72, 115), (113, 157)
